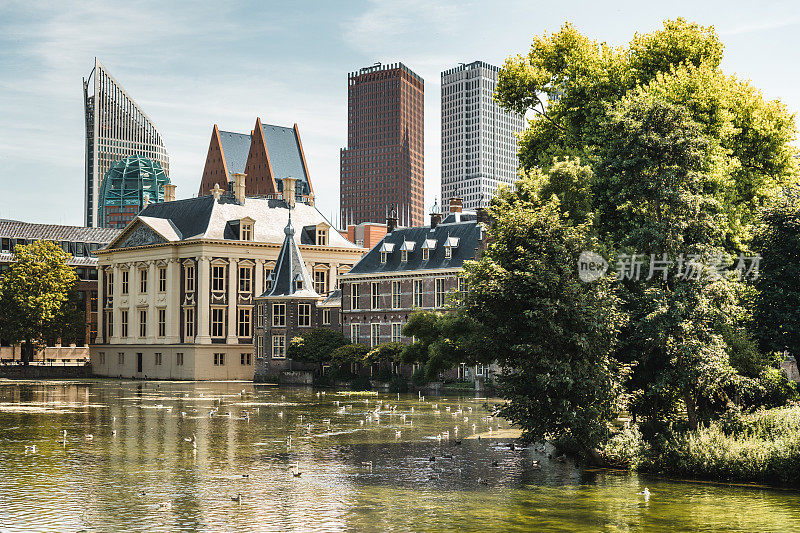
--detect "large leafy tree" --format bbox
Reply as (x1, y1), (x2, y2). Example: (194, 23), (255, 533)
(0, 241), (78, 364)
(288, 328), (349, 368)
(752, 188), (800, 357)
(461, 179), (627, 455)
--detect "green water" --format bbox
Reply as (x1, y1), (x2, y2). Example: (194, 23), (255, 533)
(0, 380), (798, 532)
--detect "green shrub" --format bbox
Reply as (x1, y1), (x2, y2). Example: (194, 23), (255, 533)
(411, 369), (428, 386)
(735, 367), (799, 410)
(349, 376), (372, 391)
(389, 375), (408, 393)
(373, 368), (392, 382)
(599, 424), (650, 468)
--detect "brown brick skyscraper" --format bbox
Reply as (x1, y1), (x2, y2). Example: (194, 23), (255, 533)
(340, 63), (424, 227)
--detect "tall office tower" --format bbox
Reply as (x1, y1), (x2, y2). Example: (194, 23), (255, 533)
(83, 58), (169, 227)
(340, 63), (424, 227)
(441, 61), (525, 211)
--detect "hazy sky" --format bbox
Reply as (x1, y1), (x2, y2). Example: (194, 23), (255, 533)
(1, 0), (798, 226)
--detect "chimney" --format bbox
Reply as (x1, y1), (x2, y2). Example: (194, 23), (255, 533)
(163, 183), (176, 202)
(449, 197), (463, 213)
(386, 205), (398, 233)
(476, 207), (489, 224)
(232, 172), (246, 205)
(430, 211), (442, 229)
(282, 176), (298, 209)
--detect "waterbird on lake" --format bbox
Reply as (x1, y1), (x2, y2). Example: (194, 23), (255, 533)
(85, 434), (93, 440)
(112, 430), (117, 436)
(361, 461), (373, 469)
(429, 456), (436, 462)
(242, 474), (250, 478)
(24, 444), (37, 453)
(638, 488), (651, 501)
(292, 462), (302, 477)
(231, 493), (243, 503)
(57, 430), (67, 444)
(395, 430), (402, 438)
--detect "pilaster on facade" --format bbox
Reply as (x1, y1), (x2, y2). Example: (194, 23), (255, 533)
(165, 258), (180, 343)
(227, 257), (239, 344)
(196, 256), (212, 344)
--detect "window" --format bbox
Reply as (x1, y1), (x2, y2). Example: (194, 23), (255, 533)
(445, 246), (452, 259)
(350, 323), (360, 343)
(422, 248), (429, 261)
(316, 227), (328, 245)
(272, 335), (286, 358)
(158, 267), (167, 292)
(213, 352), (225, 366)
(176, 353), (184, 366)
(212, 265), (226, 292)
(257, 303), (263, 327)
(241, 223), (253, 241)
(413, 279), (423, 308)
(157, 309), (166, 337)
(139, 309), (147, 337)
(401, 250), (408, 262)
(155, 352), (163, 366)
(380, 251), (387, 264)
(350, 283), (360, 310)
(118, 352), (125, 365)
(322, 308), (331, 325)
(98, 352), (105, 365)
(256, 335), (264, 358)
(121, 270), (129, 294)
(370, 322), (380, 347)
(184, 308), (195, 339)
(238, 266), (252, 293)
(371, 282), (380, 309)
(240, 353), (252, 365)
(105, 310), (113, 338)
(185, 265), (195, 292)
(272, 303), (286, 327)
(211, 308), (225, 337)
(392, 322), (402, 343)
(298, 303), (311, 327)
(475, 364), (485, 376)
(121, 310), (128, 337)
(314, 270), (328, 295)
(435, 278), (446, 308)
(238, 307), (252, 337)
(105, 271), (114, 297)
(392, 281), (401, 308)
(139, 269), (148, 293)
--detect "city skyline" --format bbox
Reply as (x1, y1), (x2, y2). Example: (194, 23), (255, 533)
(1, 1), (799, 227)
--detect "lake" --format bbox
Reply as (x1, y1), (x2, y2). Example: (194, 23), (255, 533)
(0, 380), (798, 532)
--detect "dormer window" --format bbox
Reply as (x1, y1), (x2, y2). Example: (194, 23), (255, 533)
(294, 273), (304, 291)
(401, 250), (408, 262)
(316, 226), (328, 246)
(381, 252), (388, 264)
(444, 236), (459, 259)
(379, 242), (395, 264)
(422, 248), (429, 261)
(239, 217), (255, 241)
(445, 246), (452, 259)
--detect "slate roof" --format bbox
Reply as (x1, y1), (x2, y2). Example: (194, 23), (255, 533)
(0, 219), (120, 243)
(318, 289), (341, 308)
(111, 193), (359, 249)
(255, 214), (319, 300)
(262, 124), (311, 196)
(345, 219), (483, 276)
(218, 130), (252, 178)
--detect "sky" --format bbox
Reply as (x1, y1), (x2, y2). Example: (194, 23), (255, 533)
(1, 0), (799, 227)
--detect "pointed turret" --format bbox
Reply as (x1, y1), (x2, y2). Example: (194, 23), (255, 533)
(259, 210), (319, 299)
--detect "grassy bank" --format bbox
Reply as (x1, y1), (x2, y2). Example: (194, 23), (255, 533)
(602, 406), (800, 487)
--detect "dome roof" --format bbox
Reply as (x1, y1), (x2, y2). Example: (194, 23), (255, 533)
(99, 155), (170, 228)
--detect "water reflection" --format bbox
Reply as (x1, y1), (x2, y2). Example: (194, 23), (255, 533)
(0, 381), (798, 532)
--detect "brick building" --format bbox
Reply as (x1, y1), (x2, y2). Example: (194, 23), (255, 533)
(339, 199), (485, 350)
(252, 205), (342, 381)
(340, 63), (424, 227)
(340, 221), (388, 249)
(199, 118), (314, 204)
(0, 220), (121, 362)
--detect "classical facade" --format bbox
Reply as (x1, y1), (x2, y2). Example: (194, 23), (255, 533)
(198, 118), (314, 204)
(340, 199), (485, 349)
(83, 58), (169, 227)
(253, 207), (342, 380)
(0, 220), (121, 362)
(89, 176), (364, 380)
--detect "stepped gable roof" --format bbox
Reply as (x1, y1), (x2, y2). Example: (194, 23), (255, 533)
(218, 130), (251, 177)
(0, 219), (120, 243)
(256, 213), (319, 300)
(109, 193), (359, 249)
(262, 123), (311, 196)
(345, 218), (483, 276)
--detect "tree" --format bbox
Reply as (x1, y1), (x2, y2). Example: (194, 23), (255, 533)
(365, 342), (405, 366)
(0, 241), (78, 364)
(461, 187), (627, 455)
(401, 311), (485, 380)
(753, 188), (800, 358)
(329, 343), (370, 368)
(287, 328), (349, 366)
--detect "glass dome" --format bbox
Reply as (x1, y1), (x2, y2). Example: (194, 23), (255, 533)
(98, 155), (170, 229)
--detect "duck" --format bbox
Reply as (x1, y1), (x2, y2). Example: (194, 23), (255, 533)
(85, 434), (94, 441)
(24, 444), (37, 453)
(638, 488), (651, 501)
(231, 493), (243, 503)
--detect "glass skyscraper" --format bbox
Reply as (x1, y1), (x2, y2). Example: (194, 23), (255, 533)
(441, 61), (525, 210)
(83, 58), (169, 227)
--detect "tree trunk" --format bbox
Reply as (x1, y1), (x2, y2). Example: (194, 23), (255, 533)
(22, 340), (31, 366)
(684, 390), (697, 430)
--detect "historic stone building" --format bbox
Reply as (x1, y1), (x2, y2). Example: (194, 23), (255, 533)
(252, 206), (342, 381)
(89, 176), (363, 380)
(0, 220), (120, 362)
(339, 199), (485, 348)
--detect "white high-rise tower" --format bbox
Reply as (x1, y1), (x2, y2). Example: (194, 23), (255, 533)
(441, 61), (525, 210)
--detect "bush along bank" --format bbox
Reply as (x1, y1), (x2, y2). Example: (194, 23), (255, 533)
(600, 404), (800, 487)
